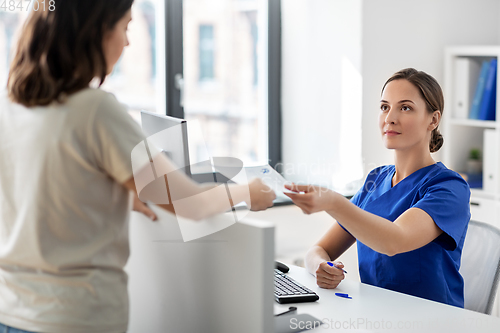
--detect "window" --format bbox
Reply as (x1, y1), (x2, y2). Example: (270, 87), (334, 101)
(0, 11), (29, 88)
(250, 15), (258, 86)
(198, 24), (214, 81)
(173, 0), (280, 166)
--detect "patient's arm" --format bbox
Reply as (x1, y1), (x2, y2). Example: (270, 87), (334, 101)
(123, 153), (275, 221)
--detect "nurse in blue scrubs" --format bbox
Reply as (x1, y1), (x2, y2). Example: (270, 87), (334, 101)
(285, 68), (471, 307)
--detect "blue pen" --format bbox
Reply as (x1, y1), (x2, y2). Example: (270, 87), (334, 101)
(327, 261), (348, 274)
(335, 293), (352, 299)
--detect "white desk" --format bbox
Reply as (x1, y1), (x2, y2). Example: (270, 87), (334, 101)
(276, 265), (500, 332)
(246, 205), (361, 282)
(250, 205), (500, 317)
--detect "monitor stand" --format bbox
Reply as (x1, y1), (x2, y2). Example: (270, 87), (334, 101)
(191, 172), (235, 184)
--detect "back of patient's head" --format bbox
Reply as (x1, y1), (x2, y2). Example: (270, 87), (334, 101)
(7, 0), (134, 107)
(382, 68), (444, 153)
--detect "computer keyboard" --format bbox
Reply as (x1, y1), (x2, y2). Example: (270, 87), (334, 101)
(274, 269), (319, 304)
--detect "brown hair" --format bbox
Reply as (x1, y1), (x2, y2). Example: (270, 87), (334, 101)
(381, 68), (444, 153)
(7, 0), (134, 107)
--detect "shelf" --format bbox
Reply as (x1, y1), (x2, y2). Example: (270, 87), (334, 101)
(470, 188), (498, 200)
(446, 46), (500, 58)
(449, 118), (498, 128)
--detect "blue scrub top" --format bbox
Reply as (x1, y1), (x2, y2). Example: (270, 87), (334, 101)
(342, 162), (470, 307)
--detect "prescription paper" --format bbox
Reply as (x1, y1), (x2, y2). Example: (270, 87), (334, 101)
(242, 165), (294, 195)
(211, 159), (294, 201)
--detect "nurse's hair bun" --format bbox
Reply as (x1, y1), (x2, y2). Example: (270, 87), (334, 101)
(430, 129), (444, 153)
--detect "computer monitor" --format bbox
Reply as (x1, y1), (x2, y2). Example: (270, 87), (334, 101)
(140, 110), (191, 176)
(140, 110), (235, 184)
(125, 209), (275, 333)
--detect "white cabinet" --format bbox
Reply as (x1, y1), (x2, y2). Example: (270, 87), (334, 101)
(468, 196), (500, 228)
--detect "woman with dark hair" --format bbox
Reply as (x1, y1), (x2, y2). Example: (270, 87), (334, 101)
(0, 1), (275, 332)
(285, 68), (471, 307)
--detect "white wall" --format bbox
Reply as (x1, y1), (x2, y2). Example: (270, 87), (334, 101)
(362, 0), (500, 173)
(281, 0), (363, 194)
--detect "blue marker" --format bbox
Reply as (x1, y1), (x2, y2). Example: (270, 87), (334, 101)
(327, 261), (348, 274)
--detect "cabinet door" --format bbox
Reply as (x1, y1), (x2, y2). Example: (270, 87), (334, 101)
(483, 129), (499, 193)
(469, 197), (499, 228)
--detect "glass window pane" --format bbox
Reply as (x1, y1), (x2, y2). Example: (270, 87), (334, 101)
(0, 11), (29, 89)
(199, 25), (214, 81)
(183, 0), (268, 165)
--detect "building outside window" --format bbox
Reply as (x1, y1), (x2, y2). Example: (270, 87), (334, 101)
(199, 24), (214, 81)
(183, 0), (268, 165)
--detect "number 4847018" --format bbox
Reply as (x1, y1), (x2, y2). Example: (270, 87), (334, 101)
(1, 0), (56, 12)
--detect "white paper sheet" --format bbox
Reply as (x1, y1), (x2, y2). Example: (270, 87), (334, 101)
(242, 165), (294, 195)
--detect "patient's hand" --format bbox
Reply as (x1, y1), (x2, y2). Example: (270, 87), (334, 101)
(315, 261), (345, 289)
(247, 178), (276, 211)
(133, 193), (158, 221)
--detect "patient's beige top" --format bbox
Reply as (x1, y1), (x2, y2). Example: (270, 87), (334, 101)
(0, 88), (145, 333)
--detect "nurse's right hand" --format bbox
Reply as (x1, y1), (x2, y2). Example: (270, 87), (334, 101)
(315, 261), (345, 289)
(247, 178), (276, 211)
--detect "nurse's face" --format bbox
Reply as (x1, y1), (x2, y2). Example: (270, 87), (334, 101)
(379, 79), (436, 152)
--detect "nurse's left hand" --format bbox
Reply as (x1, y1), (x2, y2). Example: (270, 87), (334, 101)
(284, 183), (335, 214)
